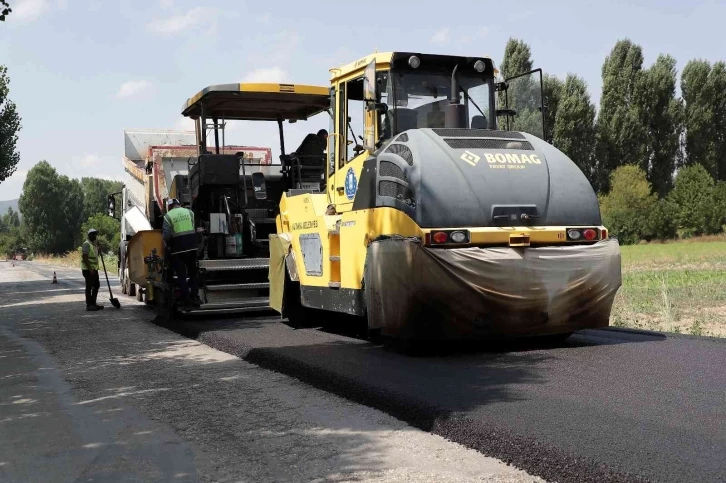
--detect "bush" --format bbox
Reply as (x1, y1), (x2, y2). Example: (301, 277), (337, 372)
(600, 165), (672, 244)
(650, 197), (679, 240)
(667, 165), (723, 237)
(710, 181), (726, 233)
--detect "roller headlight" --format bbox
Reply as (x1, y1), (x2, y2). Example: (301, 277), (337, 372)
(450, 231), (467, 243)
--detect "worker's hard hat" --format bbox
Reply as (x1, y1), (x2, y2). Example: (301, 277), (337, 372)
(87, 228), (98, 235)
(166, 198), (180, 207)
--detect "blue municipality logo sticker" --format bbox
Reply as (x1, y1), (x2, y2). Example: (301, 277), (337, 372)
(344, 167), (357, 200)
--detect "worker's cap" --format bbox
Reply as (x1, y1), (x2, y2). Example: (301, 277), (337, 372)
(166, 198), (180, 207)
(87, 228), (98, 235)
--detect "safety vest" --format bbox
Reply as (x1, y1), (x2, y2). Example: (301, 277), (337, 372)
(164, 207), (196, 254)
(81, 240), (99, 270)
(164, 207), (195, 237)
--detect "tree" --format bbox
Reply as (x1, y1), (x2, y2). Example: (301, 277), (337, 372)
(595, 39), (647, 192)
(18, 161), (85, 254)
(707, 62), (726, 182)
(81, 177), (123, 221)
(634, 54), (684, 197)
(500, 38), (533, 79)
(681, 60), (713, 172)
(81, 213), (120, 254)
(1, 206), (20, 230)
(0, 227), (25, 258)
(0, 65), (21, 182)
(599, 165), (673, 244)
(0, 1), (11, 22)
(542, 74), (564, 144)
(667, 164), (722, 237)
(553, 74), (597, 185)
(680, 60), (726, 182)
(498, 38), (544, 139)
(0, 205), (26, 257)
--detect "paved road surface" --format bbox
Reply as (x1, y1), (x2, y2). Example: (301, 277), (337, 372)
(146, 280), (724, 482)
(0, 261), (540, 483)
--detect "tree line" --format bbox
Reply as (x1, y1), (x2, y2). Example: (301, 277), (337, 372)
(0, 161), (122, 257)
(2, 38), (726, 246)
(501, 37), (726, 243)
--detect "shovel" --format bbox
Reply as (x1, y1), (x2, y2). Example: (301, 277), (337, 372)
(99, 251), (121, 309)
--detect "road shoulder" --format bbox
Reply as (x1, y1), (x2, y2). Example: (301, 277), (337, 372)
(0, 262), (540, 483)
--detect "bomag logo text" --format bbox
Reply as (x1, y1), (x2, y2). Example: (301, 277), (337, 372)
(292, 220), (318, 231)
(485, 153), (542, 164)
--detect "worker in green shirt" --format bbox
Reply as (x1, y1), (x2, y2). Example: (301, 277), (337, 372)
(163, 198), (201, 307)
(81, 228), (103, 311)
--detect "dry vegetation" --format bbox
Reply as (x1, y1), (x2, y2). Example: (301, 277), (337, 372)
(612, 236), (726, 337)
(35, 250), (119, 275)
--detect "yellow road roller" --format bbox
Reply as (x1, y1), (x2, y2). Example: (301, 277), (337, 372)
(269, 51), (622, 341)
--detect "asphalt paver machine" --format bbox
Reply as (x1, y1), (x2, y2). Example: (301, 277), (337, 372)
(126, 83), (330, 317)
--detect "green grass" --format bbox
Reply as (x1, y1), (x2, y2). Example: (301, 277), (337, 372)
(612, 238), (726, 337)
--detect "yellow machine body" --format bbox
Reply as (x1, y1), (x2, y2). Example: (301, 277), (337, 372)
(127, 229), (164, 298)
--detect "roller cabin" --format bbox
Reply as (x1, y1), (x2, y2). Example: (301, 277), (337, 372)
(270, 52), (622, 341)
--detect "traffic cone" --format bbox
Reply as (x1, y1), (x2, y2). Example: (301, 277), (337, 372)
(52, 272), (58, 284)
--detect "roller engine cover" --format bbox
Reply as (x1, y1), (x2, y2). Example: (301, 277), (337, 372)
(352, 129), (602, 228)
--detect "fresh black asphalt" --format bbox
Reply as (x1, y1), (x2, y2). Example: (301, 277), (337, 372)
(23, 262), (726, 483)
(158, 311), (726, 483)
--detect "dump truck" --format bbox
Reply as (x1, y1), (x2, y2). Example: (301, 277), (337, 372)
(112, 128), (274, 315)
(114, 84), (330, 317)
(267, 51), (623, 341)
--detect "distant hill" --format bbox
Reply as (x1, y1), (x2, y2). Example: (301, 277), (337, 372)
(0, 199), (20, 218)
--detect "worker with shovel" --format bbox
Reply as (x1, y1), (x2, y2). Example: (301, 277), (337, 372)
(81, 228), (103, 311)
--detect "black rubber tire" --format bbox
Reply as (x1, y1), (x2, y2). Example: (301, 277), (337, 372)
(284, 303), (314, 329)
(281, 274), (335, 330)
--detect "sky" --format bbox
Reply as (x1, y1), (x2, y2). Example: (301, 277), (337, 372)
(0, 0), (725, 200)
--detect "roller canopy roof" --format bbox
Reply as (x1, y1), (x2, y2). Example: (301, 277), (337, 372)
(181, 83), (330, 121)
